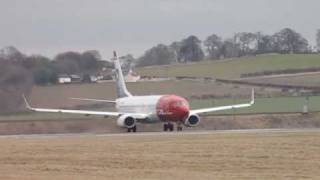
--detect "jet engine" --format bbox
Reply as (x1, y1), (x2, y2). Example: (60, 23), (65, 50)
(117, 115), (136, 128)
(184, 114), (201, 127)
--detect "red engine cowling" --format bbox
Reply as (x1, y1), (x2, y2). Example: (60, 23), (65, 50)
(117, 115), (136, 128)
(184, 114), (201, 127)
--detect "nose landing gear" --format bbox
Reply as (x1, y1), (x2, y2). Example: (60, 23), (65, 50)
(163, 122), (183, 132)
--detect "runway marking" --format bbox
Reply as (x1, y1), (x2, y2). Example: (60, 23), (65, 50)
(0, 128), (320, 139)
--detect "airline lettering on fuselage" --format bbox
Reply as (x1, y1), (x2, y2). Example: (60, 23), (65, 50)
(157, 109), (173, 115)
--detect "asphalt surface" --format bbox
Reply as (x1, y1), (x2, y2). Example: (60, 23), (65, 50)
(0, 128), (319, 139)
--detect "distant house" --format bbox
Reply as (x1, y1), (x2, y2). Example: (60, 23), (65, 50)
(70, 74), (81, 83)
(124, 69), (140, 82)
(58, 74), (71, 84)
(90, 75), (98, 82)
(58, 74), (82, 84)
(82, 74), (99, 83)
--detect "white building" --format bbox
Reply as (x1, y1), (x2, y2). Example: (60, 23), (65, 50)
(125, 69), (140, 82)
(58, 74), (71, 84)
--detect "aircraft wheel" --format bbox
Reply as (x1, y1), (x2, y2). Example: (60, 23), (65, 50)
(163, 124), (168, 131)
(128, 126), (137, 133)
(132, 126), (137, 132)
(169, 123), (174, 132)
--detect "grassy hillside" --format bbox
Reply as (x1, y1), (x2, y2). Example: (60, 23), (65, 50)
(137, 54), (320, 79)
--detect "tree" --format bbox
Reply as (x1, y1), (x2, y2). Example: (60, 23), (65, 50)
(54, 51), (82, 74)
(317, 29), (320, 52)
(179, 35), (204, 62)
(0, 63), (33, 113)
(256, 32), (275, 54)
(81, 50), (100, 71)
(169, 41), (182, 63)
(0, 46), (25, 62)
(24, 55), (58, 85)
(204, 34), (223, 60)
(33, 67), (57, 85)
(273, 28), (309, 53)
(234, 32), (257, 56)
(54, 50), (102, 74)
(220, 38), (241, 58)
(137, 44), (175, 67)
(23, 55), (51, 70)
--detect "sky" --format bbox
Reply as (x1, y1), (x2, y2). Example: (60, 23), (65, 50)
(0, 0), (319, 59)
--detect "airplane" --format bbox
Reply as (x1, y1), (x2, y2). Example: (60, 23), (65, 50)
(23, 51), (255, 132)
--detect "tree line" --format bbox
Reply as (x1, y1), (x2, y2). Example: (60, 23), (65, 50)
(0, 47), (109, 113)
(137, 28), (317, 67)
(0, 47), (106, 86)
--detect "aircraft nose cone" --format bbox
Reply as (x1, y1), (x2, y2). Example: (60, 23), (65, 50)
(156, 95), (190, 122)
(178, 106), (190, 120)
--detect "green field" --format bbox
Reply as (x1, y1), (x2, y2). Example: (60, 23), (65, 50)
(137, 54), (320, 79)
(190, 96), (319, 115)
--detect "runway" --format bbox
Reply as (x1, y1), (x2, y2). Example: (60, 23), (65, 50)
(1, 128), (319, 139)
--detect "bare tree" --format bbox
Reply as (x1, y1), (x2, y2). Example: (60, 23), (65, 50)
(204, 34), (223, 60)
(220, 37), (241, 58)
(256, 32), (275, 54)
(169, 41), (182, 63)
(54, 51), (82, 74)
(0, 61), (33, 113)
(137, 44), (175, 67)
(81, 50), (100, 71)
(179, 35), (204, 62)
(273, 28), (309, 54)
(234, 32), (257, 56)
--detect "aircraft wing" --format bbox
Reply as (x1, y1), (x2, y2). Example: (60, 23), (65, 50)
(23, 95), (148, 119)
(70, 97), (116, 103)
(190, 89), (255, 115)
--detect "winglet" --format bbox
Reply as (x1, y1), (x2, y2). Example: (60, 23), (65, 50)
(22, 94), (33, 110)
(250, 88), (255, 105)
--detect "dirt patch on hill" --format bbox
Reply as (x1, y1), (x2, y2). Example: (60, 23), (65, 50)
(0, 113), (320, 135)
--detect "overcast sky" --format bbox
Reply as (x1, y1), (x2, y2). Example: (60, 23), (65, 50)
(0, 0), (319, 58)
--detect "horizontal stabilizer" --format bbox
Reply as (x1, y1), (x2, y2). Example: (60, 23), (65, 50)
(22, 94), (120, 116)
(22, 94), (149, 119)
(70, 97), (116, 103)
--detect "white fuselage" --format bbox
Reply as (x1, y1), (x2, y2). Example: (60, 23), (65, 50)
(116, 95), (162, 122)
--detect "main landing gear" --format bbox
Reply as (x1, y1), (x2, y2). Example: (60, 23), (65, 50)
(163, 123), (174, 132)
(127, 125), (137, 133)
(163, 122), (183, 132)
(176, 122), (183, 132)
